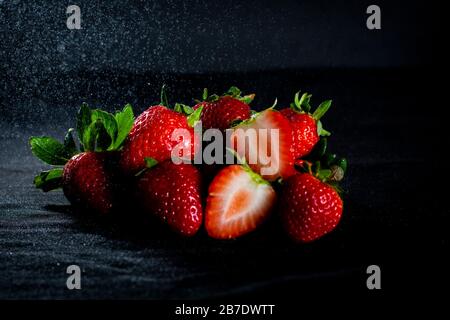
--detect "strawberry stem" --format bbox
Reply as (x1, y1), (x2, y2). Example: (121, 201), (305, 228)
(160, 84), (169, 107)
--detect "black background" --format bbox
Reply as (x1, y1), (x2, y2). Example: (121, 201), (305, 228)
(0, 0), (447, 307)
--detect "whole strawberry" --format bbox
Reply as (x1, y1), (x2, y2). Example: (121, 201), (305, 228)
(120, 105), (200, 175)
(193, 87), (253, 131)
(279, 172), (343, 242)
(135, 159), (203, 236)
(62, 152), (118, 214)
(280, 92), (332, 159)
(30, 104), (134, 214)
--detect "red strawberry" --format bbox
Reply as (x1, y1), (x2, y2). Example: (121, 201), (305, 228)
(193, 87), (253, 131)
(62, 152), (118, 215)
(120, 105), (197, 175)
(279, 173), (343, 242)
(30, 104), (134, 214)
(205, 165), (276, 239)
(280, 92), (332, 159)
(230, 109), (296, 181)
(136, 160), (203, 236)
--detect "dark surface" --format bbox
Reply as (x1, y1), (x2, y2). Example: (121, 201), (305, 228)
(0, 69), (447, 299)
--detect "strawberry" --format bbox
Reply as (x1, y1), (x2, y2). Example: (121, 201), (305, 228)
(62, 152), (118, 214)
(230, 108), (296, 181)
(280, 91), (332, 159)
(120, 105), (200, 175)
(279, 172), (343, 242)
(135, 159), (203, 236)
(205, 165), (276, 239)
(193, 87), (253, 131)
(30, 104), (134, 214)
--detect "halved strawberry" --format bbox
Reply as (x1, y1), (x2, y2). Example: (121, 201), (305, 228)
(205, 165), (276, 239)
(230, 109), (296, 181)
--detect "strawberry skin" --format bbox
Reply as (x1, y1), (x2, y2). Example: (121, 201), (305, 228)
(194, 96), (251, 131)
(279, 173), (343, 242)
(280, 108), (319, 159)
(136, 161), (203, 236)
(62, 152), (118, 215)
(230, 110), (296, 181)
(205, 165), (276, 239)
(120, 105), (196, 175)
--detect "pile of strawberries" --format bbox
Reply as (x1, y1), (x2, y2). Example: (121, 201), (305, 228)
(30, 87), (347, 243)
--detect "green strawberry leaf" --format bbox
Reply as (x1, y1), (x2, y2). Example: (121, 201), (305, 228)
(76, 103), (91, 151)
(91, 109), (118, 147)
(96, 122), (113, 151)
(83, 119), (109, 151)
(144, 157), (158, 169)
(187, 106), (203, 127)
(34, 168), (63, 192)
(336, 157), (348, 173)
(30, 136), (71, 165)
(291, 91), (312, 113)
(174, 103), (194, 115)
(112, 104), (134, 150)
(312, 100), (332, 120)
(317, 120), (331, 137)
(239, 94), (255, 104)
(202, 88), (208, 101)
(317, 169), (332, 181)
(293, 91), (302, 112)
(226, 86), (242, 97)
(63, 128), (78, 156)
(299, 92), (312, 113)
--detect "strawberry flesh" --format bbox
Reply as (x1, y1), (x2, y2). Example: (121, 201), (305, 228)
(205, 165), (276, 239)
(230, 110), (296, 181)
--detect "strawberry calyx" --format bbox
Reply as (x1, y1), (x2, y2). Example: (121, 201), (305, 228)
(198, 86), (255, 105)
(134, 157), (159, 177)
(226, 148), (270, 186)
(289, 91), (332, 137)
(294, 137), (347, 192)
(231, 98), (278, 128)
(30, 103), (135, 191)
(159, 85), (203, 128)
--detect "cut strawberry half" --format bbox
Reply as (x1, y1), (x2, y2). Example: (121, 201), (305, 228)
(205, 165), (276, 239)
(230, 109), (296, 181)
